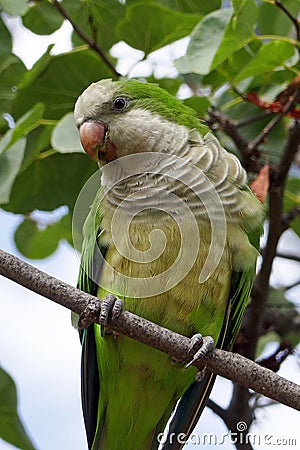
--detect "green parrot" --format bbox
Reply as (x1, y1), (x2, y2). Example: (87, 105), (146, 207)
(74, 79), (264, 450)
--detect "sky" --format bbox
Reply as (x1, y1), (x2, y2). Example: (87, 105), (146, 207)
(0, 12), (300, 450)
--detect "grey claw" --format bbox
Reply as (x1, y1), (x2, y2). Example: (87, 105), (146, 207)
(188, 333), (204, 355)
(99, 294), (123, 335)
(112, 298), (123, 321)
(195, 367), (207, 382)
(185, 335), (214, 369)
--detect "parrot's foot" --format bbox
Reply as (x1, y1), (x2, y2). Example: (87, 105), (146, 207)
(195, 367), (208, 382)
(185, 334), (214, 371)
(100, 294), (123, 336)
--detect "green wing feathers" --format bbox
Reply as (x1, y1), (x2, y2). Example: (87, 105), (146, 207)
(162, 221), (262, 450)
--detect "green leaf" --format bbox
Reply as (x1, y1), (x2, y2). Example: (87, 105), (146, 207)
(283, 178), (300, 236)
(14, 213), (72, 259)
(0, 17), (12, 57)
(234, 40), (297, 83)
(0, 366), (36, 450)
(267, 287), (297, 314)
(242, 67), (297, 95)
(175, 9), (232, 75)
(12, 48), (114, 120)
(0, 55), (26, 132)
(183, 96), (211, 118)
(0, 138), (26, 204)
(265, 287), (300, 348)
(22, 1), (63, 35)
(211, 0), (258, 70)
(145, 76), (181, 96)
(62, 0), (124, 51)
(0, 0), (29, 16)
(157, 0), (221, 14)
(117, 2), (201, 55)
(0, 103), (45, 154)
(257, 0), (300, 37)
(51, 112), (83, 153)
(21, 124), (54, 171)
(9, 103), (45, 148)
(5, 153), (97, 214)
(256, 331), (280, 359)
(206, 47), (252, 87)
(256, 285), (300, 354)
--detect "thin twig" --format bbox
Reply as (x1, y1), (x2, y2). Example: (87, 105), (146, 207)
(235, 111), (273, 128)
(248, 91), (300, 152)
(51, 0), (120, 77)
(274, 120), (300, 186)
(276, 251), (300, 263)
(282, 205), (300, 231)
(284, 279), (300, 291)
(0, 248), (299, 410)
(275, 0), (300, 42)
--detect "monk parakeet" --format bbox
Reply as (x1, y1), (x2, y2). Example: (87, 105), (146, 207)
(74, 79), (263, 450)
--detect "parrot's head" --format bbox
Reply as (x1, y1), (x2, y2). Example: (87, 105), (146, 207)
(74, 79), (208, 164)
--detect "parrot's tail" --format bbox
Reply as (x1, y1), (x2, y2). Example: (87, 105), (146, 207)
(81, 326), (175, 450)
(161, 371), (216, 450)
(91, 417), (170, 450)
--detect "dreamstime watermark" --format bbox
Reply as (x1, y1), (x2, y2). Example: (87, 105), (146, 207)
(157, 422), (297, 447)
(72, 152), (227, 298)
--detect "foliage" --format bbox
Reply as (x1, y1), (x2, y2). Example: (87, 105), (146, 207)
(0, 366), (35, 450)
(0, 0), (300, 449)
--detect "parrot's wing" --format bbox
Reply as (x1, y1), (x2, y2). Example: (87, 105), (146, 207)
(78, 235), (107, 449)
(162, 226), (262, 450)
(77, 190), (107, 449)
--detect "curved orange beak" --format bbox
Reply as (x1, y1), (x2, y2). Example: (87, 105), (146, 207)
(79, 121), (107, 162)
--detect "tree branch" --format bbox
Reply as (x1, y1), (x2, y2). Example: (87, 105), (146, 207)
(207, 108), (259, 172)
(206, 399), (227, 422)
(51, 0), (121, 77)
(0, 248), (299, 411)
(276, 120), (300, 186)
(246, 120), (300, 360)
(235, 111), (272, 128)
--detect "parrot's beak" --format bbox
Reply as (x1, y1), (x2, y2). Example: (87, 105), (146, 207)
(79, 120), (117, 163)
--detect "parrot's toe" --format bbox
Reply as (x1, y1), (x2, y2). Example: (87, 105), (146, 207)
(195, 367), (208, 382)
(100, 294), (124, 335)
(185, 334), (214, 369)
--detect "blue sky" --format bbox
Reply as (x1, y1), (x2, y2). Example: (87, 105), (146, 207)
(0, 209), (87, 450)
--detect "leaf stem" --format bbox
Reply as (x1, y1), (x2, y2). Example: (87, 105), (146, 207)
(248, 90), (300, 152)
(50, 0), (121, 77)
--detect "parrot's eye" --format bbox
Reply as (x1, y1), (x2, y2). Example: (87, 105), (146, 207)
(113, 97), (128, 112)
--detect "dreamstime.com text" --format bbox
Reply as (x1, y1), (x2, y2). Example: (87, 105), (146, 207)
(157, 421), (297, 447)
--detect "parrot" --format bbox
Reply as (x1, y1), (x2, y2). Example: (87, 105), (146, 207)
(74, 79), (264, 450)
